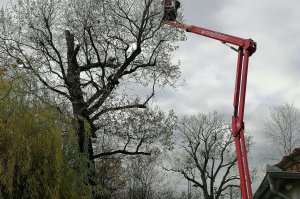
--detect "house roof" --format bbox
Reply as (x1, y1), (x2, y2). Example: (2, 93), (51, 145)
(253, 148), (300, 199)
(275, 147), (300, 172)
(254, 170), (300, 199)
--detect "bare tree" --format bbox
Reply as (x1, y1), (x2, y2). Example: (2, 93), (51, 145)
(263, 102), (300, 160)
(166, 112), (241, 199)
(122, 153), (177, 199)
(0, 0), (184, 165)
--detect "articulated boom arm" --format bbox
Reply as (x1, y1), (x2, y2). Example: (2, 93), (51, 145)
(163, 20), (257, 199)
(163, 20), (256, 54)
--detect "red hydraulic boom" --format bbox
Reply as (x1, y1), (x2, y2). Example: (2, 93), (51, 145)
(163, 1), (257, 199)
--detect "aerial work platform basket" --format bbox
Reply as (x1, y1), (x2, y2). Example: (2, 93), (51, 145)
(163, 0), (181, 21)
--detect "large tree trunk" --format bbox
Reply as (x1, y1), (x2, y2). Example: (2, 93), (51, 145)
(65, 30), (99, 197)
(65, 30), (94, 161)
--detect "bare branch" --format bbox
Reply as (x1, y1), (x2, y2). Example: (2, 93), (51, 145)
(91, 103), (146, 122)
(93, 150), (151, 159)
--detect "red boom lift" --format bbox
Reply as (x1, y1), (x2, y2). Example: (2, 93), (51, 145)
(162, 1), (257, 199)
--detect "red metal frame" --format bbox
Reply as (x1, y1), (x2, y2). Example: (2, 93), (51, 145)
(163, 20), (256, 199)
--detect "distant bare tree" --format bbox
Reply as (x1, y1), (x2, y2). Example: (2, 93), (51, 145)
(263, 102), (300, 160)
(166, 112), (242, 199)
(123, 154), (176, 199)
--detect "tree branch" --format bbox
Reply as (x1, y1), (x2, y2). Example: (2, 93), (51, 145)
(91, 103), (147, 122)
(93, 150), (151, 159)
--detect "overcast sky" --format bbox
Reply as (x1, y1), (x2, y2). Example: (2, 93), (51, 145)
(2, 0), (300, 192)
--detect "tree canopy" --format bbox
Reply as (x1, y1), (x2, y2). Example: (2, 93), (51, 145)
(0, 1), (186, 197)
(0, 0), (185, 164)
